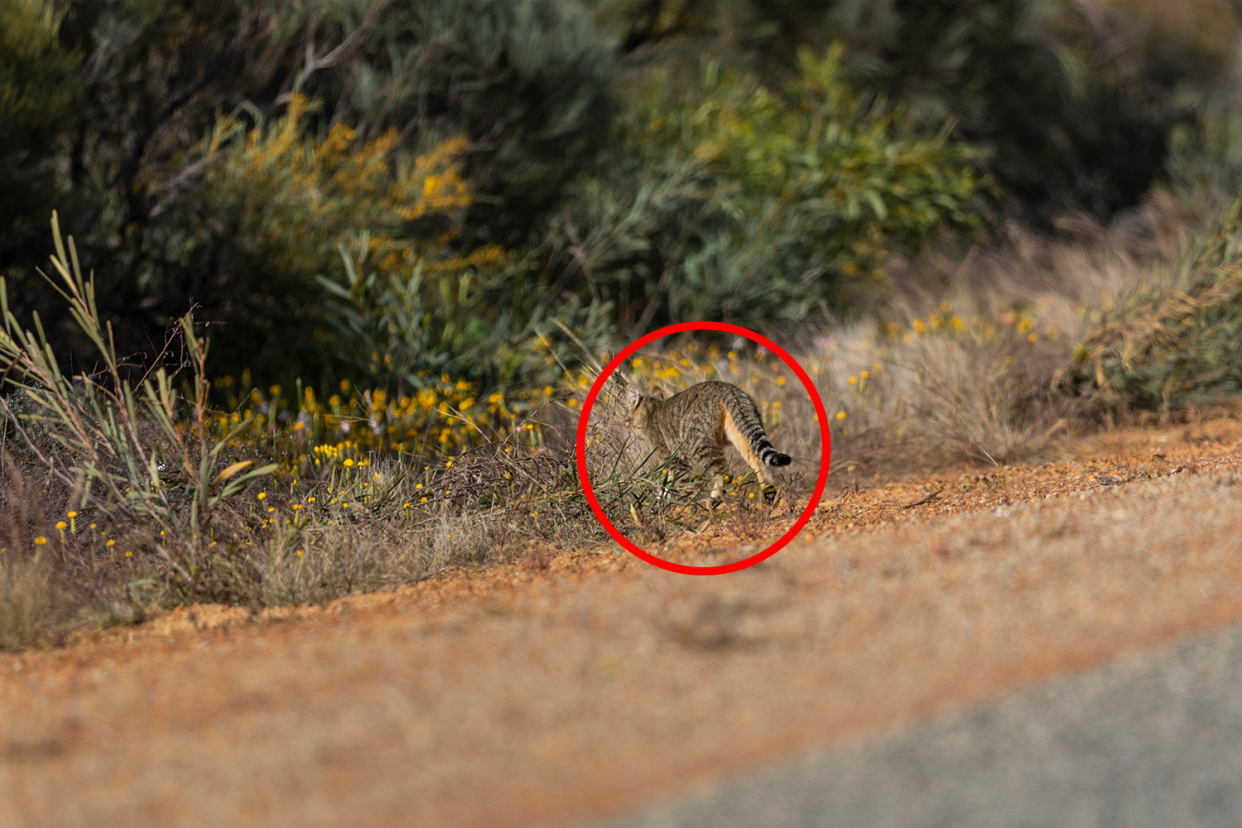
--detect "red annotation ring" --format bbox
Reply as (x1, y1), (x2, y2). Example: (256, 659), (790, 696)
(575, 321), (831, 575)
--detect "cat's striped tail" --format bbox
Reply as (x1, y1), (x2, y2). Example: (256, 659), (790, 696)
(723, 393), (792, 469)
(758, 440), (792, 467)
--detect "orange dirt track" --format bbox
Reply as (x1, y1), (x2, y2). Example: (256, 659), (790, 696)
(5, 421), (1242, 827)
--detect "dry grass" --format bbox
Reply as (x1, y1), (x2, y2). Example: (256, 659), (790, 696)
(796, 189), (1230, 481)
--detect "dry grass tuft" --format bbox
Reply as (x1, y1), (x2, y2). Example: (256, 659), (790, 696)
(0, 552), (54, 652)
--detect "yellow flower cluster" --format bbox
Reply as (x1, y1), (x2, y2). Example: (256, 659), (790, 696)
(397, 135), (471, 220)
(199, 93), (507, 287)
(211, 372), (556, 479)
(311, 441), (370, 467)
(897, 302), (1055, 347)
(908, 302), (968, 338)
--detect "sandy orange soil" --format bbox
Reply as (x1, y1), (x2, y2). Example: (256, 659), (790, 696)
(5, 421), (1242, 827)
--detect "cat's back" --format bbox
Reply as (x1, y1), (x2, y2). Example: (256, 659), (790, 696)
(654, 381), (746, 432)
(660, 381), (734, 411)
(670, 380), (754, 404)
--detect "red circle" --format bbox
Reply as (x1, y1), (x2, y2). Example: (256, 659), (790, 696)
(575, 322), (831, 575)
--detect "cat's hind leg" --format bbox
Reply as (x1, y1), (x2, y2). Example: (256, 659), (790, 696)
(697, 443), (730, 501)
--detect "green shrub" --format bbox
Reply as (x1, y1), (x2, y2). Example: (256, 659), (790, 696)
(0, 0), (81, 263)
(548, 46), (983, 334)
(187, 95), (610, 391)
(324, 0), (618, 245)
(598, 0), (1227, 224)
(183, 97), (508, 380)
(0, 0), (618, 387)
(815, 0), (1182, 223)
(321, 232), (615, 394)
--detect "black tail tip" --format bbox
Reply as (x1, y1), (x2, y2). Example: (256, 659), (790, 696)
(771, 453), (792, 467)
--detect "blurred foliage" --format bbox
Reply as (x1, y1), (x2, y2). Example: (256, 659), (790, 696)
(1166, 98), (1242, 199)
(331, 0), (618, 246)
(596, 0), (1237, 225)
(1, 0), (302, 379)
(0, 0), (81, 259)
(173, 95), (507, 380)
(0, 0), (616, 385)
(1061, 201), (1242, 411)
(180, 90), (617, 391)
(546, 47), (983, 334)
(321, 230), (616, 393)
(4, 0), (1242, 404)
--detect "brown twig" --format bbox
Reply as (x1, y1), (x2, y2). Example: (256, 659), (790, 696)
(902, 488), (944, 509)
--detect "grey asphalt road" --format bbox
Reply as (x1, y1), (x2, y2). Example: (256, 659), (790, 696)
(580, 620), (1242, 828)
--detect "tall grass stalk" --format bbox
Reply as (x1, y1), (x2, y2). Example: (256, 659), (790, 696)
(0, 212), (275, 599)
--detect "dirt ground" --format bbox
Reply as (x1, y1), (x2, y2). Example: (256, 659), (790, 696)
(6, 420), (1242, 827)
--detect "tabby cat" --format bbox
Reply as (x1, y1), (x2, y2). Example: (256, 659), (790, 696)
(624, 380), (791, 500)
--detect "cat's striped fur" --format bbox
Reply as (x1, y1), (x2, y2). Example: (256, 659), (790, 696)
(624, 380), (791, 500)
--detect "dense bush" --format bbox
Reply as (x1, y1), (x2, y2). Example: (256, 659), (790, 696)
(167, 96), (506, 381)
(339, 0), (618, 245)
(0, 0), (80, 261)
(4, 0), (1242, 401)
(546, 47), (983, 335)
(0, 0), (617, 385)
(178, 92), (615, 391)
(322, 231), (615, 393)
(806, 0), (1192, 223)
(599, 0), (1236, 225)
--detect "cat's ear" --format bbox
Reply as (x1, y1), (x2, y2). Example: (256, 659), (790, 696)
(650, 386), (665, 400)
(626, 388), (643, 411)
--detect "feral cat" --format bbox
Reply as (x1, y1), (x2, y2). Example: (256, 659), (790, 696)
(624, 380), (791, 500)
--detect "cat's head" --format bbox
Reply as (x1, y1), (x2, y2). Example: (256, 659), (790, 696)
(623, 386), (664, 431)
